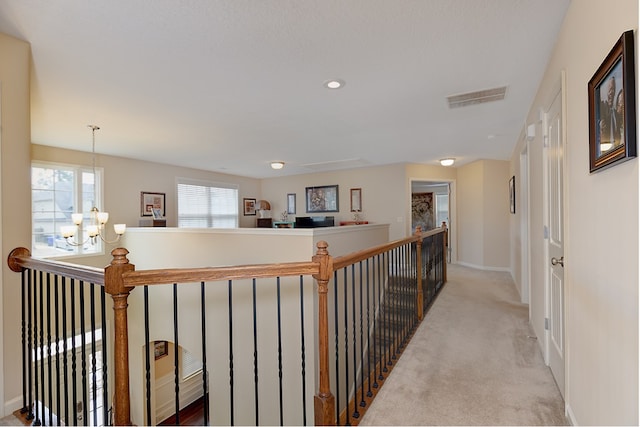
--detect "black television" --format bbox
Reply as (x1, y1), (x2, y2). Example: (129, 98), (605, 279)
(295, 216), (335, 228)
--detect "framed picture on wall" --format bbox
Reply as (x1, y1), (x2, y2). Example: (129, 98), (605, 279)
(243, 198), (257, 216)
(141, 191), (166, 217)
(154, 340), (168, 360)
(287, 193), (296, 214)
(509, 176), (516, 214)
(588, 30), (637, 173)
(305, 185), (339, 213)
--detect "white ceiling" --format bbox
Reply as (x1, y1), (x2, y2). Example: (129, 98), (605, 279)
(0, 0), (570, 178)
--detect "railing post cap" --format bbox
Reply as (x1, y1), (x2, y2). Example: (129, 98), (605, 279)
(110, 247), (130, 265)
(7, 247), (30, 272)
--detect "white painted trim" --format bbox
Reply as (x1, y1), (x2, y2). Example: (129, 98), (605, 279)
(454, 261), (510, 272)
(3, 395), (22, 417)
(565, 402), (577, 425)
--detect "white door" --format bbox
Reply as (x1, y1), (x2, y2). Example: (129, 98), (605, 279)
(545, 89), (565, 398)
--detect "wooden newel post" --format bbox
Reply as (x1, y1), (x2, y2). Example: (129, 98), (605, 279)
(441, 222), (448, 283)
(312, 241), (336, 426)
(104, 247), (135, 426)
(414, 226), (424, 320)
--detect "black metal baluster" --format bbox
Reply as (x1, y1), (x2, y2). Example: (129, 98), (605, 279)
(384, 252), (391, 371)
(34, 271), (46, 425)
(33, 270), (42, 426)
(27, 269), (34, 421)
(276, 277), (284, 426)
(358, 262), (365, 409)
(46, 273), (53, 426)
(333, 271), (340, 425)
(71, 279), (77, 425)
(54, 275), (61, 426)
(366, 259), (373, 397)
(371, 256), (380, 387)
(173, 283), (180, 426)
(35, 270), (42, 426)
(144, 286), (151, 427)
(90, 284), (97, 427)
(61, 277), (68, 425)
(79, 281), (87, 426)
(376, 254), (385, 381)
(201, 282), (209, 426)
(228, 280), (234, 426)
(100, 287), (109, 426)
(391, 249), (397, 361)
(351, 265), (359, 419)
(299, 276), (307, 426)
(20, 270), (28, 415)
(251, 278), (259, 425)
(342, 268), (350, 426)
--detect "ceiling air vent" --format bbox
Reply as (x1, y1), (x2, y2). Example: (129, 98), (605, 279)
(447, 86), (508, 108)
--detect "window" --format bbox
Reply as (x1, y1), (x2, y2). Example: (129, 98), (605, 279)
(32, 162), (103, 257)
(177, 179), (238, 228)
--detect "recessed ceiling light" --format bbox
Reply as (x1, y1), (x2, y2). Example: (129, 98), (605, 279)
(440, 158), (455, 167)
(323, 79), (345, 89)
(270, 161), (285, 170)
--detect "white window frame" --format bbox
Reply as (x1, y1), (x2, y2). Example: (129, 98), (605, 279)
(176, 178), (239, 228)
(32, 161), (104, 258)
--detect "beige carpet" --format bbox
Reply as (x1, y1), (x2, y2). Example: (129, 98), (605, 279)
(359, 264), (567, 426)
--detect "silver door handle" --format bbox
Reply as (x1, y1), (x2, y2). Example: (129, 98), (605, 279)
(551, 256), (564, 267)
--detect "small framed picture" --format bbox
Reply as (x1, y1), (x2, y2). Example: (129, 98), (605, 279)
(154, 340), (168, 360)
(509, 176), (516, 214)
(243, 198), (257, 216)
(141, 191), (166, 217)
(350, 188), (362, 212)
(287, 193), (296, 214)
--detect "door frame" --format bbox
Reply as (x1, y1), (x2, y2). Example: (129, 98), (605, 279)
(409, 178), (456, 263)
(542, 72), (568, 399)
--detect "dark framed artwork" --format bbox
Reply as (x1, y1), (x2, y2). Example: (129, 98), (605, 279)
(305, 185), (339, 213)
(287, 193), (296, 214)
(588, 30), (636, 173)
(141, 191), (166, 217)
(154, 340), (168, 360)
(509, 176), (516, 214)
(243, 198), (256, 216)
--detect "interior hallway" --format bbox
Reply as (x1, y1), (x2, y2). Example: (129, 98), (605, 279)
(360, 264), (567, 426)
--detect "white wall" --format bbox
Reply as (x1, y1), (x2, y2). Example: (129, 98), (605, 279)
(0, 32), (31, 416)
(457, 159), (510, 270)
(512, 0), (638, 424)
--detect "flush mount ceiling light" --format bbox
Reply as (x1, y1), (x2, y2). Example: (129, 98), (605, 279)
(440, 158), (455, 167)
(270, 161), (285, 170)
(323, 79), (345, 89)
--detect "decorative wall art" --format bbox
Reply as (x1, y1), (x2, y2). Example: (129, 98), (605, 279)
(509, 176), (516, 214)
(305, 185), (339, 213)
(243, 198), (257, 216)
(588, 30), (636, 173)
(141, 191), (166, 217)
(154, 340), (168, 360)
(411, 192), (434, 231)
(350, 188), (362, 212)
(287, 193), (296, 214)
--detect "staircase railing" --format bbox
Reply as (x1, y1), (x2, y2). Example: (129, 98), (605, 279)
(7, 224), (447, 426)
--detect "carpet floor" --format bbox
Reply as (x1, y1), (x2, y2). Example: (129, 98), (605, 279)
(359, 264), (567, 426)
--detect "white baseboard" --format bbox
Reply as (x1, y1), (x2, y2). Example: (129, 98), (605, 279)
(565, 403), (577, 425)
(455, 261), (511, 272)
(4, 394), (23, 416)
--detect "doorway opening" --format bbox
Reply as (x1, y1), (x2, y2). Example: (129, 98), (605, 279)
(411, 180), (453, 262)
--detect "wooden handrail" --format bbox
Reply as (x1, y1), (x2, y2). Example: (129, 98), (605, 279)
(122, 261), (319, 287)
(7, 247), (105, 284)
(333, 226), (444, 270)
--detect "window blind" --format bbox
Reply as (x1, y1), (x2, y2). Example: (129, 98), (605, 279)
(177, 179), (238, 228)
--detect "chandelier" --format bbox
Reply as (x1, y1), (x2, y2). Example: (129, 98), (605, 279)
(60, 125), (126, 246)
